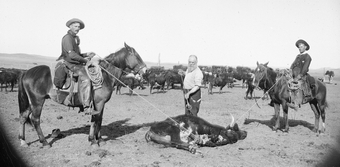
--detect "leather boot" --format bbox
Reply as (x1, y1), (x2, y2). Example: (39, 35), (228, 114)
(303, 83), (311, 97)
(79, 75), (91, 109)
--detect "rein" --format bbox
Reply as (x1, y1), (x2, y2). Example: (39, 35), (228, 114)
(100, 53), (146, 76)
(97, 59), (206, 155)
(235, 67), (279, 123)
(98, 64), (188, 130)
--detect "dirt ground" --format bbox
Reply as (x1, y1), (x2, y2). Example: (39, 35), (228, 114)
(1, 79), (340, 167)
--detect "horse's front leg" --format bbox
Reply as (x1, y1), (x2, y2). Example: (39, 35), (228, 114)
(282, 105), (289, 133)
(273, 103), (281, 132)
(88, 102), (105, 147)
(89, 114), (103, 147)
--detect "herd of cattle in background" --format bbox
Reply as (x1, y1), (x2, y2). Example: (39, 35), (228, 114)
(115, 64), (254, 96)
(0, 65), (336, 97)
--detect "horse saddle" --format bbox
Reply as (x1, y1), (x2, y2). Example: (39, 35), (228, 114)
(53, 62), (80, 106)
(54, 61), (78, 90)
(288, 76), (314, 104)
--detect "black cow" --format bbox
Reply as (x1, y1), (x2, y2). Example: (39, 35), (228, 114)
(208, 72), (234, 94)
(165, 70), (183, 89)
(116, 74), (143, 95)
(0, 68), (21, 92)
(145, 114), (247, 154)
(232, 66), (252, 88)
(147, 71), (167, 94)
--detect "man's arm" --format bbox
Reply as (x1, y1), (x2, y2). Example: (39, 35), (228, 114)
(185, 71), (203, 99)
(62, 36), (88, 64)
(301, 54), (311, 75)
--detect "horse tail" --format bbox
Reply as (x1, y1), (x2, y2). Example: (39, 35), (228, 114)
(18, 71), (30, 114)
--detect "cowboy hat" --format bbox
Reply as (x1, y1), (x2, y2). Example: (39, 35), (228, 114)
(295, 39), (310, 50)
(66, 18), (85, 29)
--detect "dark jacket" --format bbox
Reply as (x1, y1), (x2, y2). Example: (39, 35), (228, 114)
(57, 30), (88, 64)
(290, 53), (312, 77)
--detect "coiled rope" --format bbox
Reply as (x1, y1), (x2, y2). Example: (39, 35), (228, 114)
(85, 64), (103, 89)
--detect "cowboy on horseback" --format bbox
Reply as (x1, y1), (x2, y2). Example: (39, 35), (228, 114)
(290, 39), (316, 101)
(268, 39), (316, 107)
(56, 18), (95, 112)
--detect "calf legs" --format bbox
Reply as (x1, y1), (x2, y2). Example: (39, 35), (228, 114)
(145, 130), (197, 154)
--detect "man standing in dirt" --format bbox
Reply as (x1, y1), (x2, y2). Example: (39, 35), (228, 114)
(56, 18), (95, 112)
(179, 55), (203, 116)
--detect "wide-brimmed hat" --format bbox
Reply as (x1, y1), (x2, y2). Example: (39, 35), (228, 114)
(66, 18), (85, 29)
(295, 39), (310, 50)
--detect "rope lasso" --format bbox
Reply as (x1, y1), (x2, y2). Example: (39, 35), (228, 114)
(235, 75), (278, 124)
(85, 63), (103, 89)
(236, 68), (295, 123)
(97, 62), (185, 130)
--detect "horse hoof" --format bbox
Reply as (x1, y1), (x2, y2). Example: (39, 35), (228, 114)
(91, 142), (99, 148)
(44, 144), (51, 149)
(20, 143), (29, 147)
(20, 140), (29, 147)
(41, 144), (51, 149)
(272, 128), (278, 133)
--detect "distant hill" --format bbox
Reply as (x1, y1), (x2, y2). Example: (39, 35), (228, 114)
(0, 53), (179, 70)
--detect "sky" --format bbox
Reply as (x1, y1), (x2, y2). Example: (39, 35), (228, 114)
(0, 0), (339, 69)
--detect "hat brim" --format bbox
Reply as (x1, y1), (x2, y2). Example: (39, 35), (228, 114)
(295, 39), (310, 50)
(66, 18), (85, 29)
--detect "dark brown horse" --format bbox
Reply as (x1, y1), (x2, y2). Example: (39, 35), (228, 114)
(253, 62), (327, 133)
(18, 43), (146, 148)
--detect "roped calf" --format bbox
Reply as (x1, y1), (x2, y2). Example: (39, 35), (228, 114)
(145, 114), (247, 154)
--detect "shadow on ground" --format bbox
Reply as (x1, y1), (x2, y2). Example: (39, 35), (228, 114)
(244, 115), (315, 132)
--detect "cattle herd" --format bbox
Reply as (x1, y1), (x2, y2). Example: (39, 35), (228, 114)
(117, 65), (257, 96)
(1, 65), (334, 98)
(0, 67), (26, 92)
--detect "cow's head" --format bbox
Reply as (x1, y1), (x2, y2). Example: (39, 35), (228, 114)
(213, 115), (247, 145)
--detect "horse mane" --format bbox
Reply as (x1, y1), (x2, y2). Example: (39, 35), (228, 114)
(266, 67), (277, 82)
(103, 47), (127, 67)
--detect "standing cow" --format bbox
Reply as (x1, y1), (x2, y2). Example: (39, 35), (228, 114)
(0, 68), (21, 92)
(165, 70), (183, 90)
(208, 72), (234, 94)
(147, 71), (167, 94)
(116, 73), (143, 95)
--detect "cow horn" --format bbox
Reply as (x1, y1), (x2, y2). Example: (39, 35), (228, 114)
(230, 113), (235, 127)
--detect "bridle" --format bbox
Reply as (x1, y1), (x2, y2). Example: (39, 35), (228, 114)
(99, 49), (146, 76)
(254, 67), (267, 89)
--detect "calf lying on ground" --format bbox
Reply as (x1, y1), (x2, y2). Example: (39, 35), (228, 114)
(145, 114), (247, 154)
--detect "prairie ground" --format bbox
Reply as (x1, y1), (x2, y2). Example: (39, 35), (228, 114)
(1, 77), (340, 167)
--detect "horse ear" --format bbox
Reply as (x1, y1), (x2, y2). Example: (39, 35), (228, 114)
(256, 61), (259, 66)
(124, 42), (132, 52)
(124, 42), (130, 48)
(264, 62), (269, 67)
